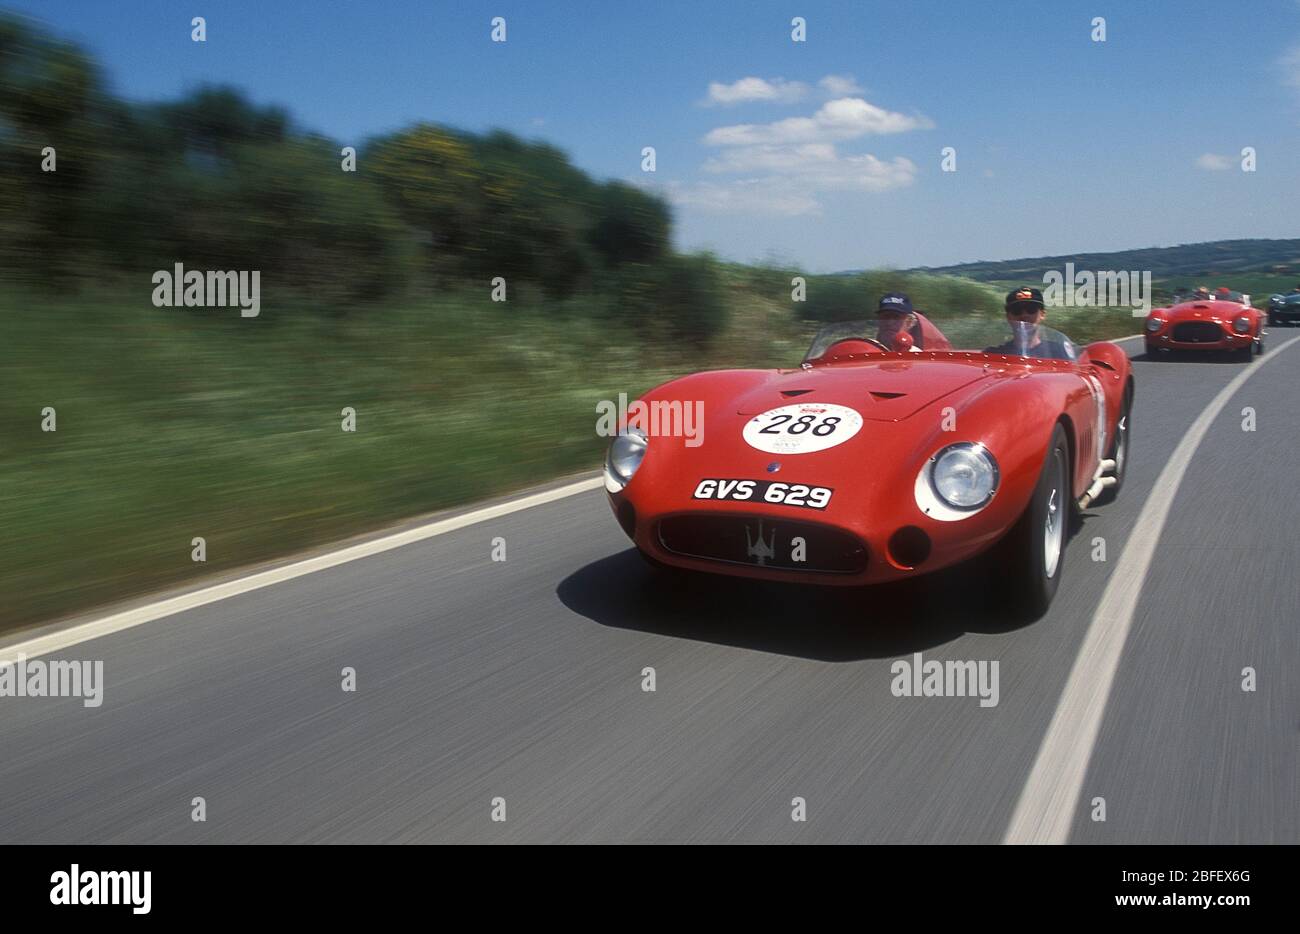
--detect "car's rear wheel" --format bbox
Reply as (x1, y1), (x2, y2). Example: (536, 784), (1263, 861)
(994, 423), (1069, 619)
(1094, 385), (1131, 506)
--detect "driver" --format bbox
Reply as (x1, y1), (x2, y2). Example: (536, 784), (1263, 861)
(985, 287), (1075, 360)
(875, 292), (951, 351)
(1192, 285), (1211, 300)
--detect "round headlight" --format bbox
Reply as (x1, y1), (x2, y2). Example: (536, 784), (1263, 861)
(931, 443), (999, 510)
(1232, 316), (1250, 334)
(1145, 317), (1163, 332)
(605, 429), (647, 489)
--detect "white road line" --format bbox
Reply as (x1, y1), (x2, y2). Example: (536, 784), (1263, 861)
(0, 475), (604, 664)
(1004, 334), (1300, 844)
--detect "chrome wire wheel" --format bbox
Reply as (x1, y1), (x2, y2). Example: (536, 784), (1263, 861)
(1114, 414), (1128, 477)
(1043, 450), (1065, 580)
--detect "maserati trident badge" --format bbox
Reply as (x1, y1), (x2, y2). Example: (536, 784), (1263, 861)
(745, 520), (776, 566)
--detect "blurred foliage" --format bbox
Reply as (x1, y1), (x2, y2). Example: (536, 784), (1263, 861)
(0, 14), (704, 326)
(796, 271), (1002, 324)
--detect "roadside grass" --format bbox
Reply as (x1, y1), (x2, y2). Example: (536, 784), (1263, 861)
(2, 275), (1139, 634)
(1, 286), (801, 631)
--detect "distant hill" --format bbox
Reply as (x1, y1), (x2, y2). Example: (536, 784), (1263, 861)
(902, 239), (1300, 283)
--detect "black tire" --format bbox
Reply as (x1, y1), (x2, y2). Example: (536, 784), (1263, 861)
(1093, 384), (1131, 506)
(994, 424), (1070, 619)
(1234, 342), (1253, 362)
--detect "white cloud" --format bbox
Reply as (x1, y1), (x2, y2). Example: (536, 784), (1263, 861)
(1280, 43), (1300, 96)
(1281, 44), (1300, 84)
(1196, 152), (1233, 171)
(681, 88), (927, 216)
(704, 143), (915, 190)
(702, 77), (809, 106)
(702, 143), (838, 174)
(670, 149), (917, 217)
(800, 153), (917, 192)
(665, 178), (824, 217)
(704, 97), (933, 146)
(818, 74), (864, 96)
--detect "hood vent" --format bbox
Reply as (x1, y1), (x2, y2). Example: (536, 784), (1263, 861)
(870, 391), (907, 400)
(781, 389), (814, 397)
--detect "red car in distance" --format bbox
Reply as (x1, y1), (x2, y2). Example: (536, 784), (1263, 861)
(1145, 288), (1265, 360)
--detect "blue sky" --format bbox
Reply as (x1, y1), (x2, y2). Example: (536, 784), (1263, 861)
(9, 0), (1300, 270)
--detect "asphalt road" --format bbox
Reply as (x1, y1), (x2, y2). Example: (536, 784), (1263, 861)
(2, 335), (1297, 843)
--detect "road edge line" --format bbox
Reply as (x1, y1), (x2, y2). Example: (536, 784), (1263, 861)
(1, 475), (604, 664)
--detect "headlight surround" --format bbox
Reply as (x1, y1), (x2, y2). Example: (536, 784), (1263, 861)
(605, 429), (647, 489)
(930, 442), (999, 510)
(1232, 316), (1251, 334)
(1145, 316), (1164, 332)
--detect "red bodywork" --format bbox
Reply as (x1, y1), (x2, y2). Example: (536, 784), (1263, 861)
(1144, 298), (1263, 355)
(606, 341), (1133, 586)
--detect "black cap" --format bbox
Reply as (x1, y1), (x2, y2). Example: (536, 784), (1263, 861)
(1005, 286), (1045, 310)
(877, 292), (913, 315)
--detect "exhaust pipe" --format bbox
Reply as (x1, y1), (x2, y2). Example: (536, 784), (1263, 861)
(1077, 459), (1119, 510)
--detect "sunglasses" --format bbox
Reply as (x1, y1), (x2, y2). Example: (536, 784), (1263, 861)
(1006, 304), (1043, 318)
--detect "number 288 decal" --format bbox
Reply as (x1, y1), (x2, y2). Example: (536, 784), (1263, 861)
(742, 403), (863, 454)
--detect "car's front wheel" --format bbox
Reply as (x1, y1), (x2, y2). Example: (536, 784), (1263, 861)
(995, 423), (1070, 619)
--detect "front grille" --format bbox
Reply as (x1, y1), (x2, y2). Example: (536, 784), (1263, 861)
(657, 514), (868, 574)
(1171, 321), (1224, 343)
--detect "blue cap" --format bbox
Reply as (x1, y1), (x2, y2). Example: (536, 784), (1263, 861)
(877, 292), (912, 315)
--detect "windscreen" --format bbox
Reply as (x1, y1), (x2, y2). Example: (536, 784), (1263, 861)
(805, 316), (1079, 363)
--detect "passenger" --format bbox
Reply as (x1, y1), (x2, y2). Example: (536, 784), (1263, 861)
(985, 287), (1075, 360)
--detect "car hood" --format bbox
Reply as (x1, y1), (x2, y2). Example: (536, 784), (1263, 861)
(732, 356), (994, 422)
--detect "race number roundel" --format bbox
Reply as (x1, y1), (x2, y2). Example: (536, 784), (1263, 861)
(743, 403), (863, 454)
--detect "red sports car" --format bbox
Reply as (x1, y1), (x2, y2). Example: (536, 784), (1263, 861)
(1144, 289), (1264, 360)
(604, 318), (1134, 617)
